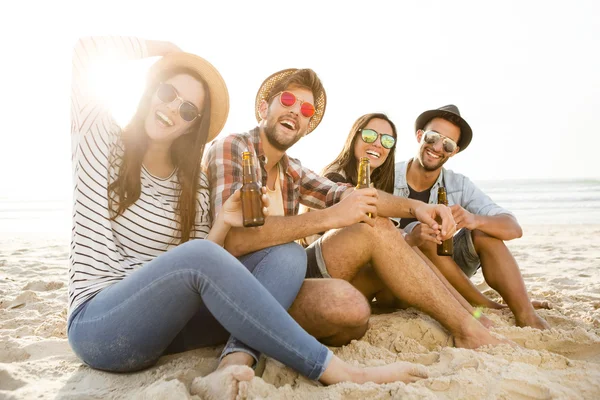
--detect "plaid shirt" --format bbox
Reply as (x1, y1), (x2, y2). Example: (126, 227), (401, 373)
(204, 127), (348, 220)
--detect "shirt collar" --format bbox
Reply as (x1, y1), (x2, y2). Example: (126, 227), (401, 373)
(398, 158), (446, 189)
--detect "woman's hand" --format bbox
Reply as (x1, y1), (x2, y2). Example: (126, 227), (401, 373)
(220, 187), (270, 228)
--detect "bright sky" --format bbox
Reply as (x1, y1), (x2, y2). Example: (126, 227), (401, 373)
(1, 0), (599, 202)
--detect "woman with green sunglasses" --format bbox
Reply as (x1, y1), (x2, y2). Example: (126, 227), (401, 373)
(300, 113), (397, 249)
(322, 113), (397, 192)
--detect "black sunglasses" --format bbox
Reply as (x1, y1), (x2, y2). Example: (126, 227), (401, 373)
(156, 83), (201, 122)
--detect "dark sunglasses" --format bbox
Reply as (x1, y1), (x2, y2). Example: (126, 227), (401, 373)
(275, 91), (316, 118)
(156, 83), (201, 122)
(421, 130), (458, 153)
(361, 129), (396, 149)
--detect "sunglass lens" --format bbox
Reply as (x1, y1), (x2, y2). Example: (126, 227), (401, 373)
(157, 83), (177, 103)
(381, 135), (396, 149)
(300, 102), (315, 118)
(361, 129), (378, 143)
(443, 139), (456, 153)
(423, 131), (439, 144)
(180, 102), (198, 122)
(280, 91), (296, 107)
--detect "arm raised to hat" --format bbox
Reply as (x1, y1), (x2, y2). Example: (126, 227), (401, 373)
(71, 36), (181, 137)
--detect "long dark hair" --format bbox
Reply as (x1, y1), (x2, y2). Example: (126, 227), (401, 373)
(323, 113), (397, 193)
(108, 67), (212, 243)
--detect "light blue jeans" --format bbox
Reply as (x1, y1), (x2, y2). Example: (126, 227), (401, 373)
(68, 240), (332, 380)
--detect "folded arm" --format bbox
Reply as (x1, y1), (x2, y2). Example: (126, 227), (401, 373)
(458, 176), (523, 240)
(470, 213), (522, 240)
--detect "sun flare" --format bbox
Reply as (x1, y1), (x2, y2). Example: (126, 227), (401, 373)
(86, 60), (151, 127)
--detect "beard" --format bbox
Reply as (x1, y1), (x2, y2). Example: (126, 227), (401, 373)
(418, 147), (449, 171)
(264, 117), (303, 151)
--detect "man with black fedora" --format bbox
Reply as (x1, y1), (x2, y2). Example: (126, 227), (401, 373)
(392, 104), (550, 330)
(204, 72), (512, 374)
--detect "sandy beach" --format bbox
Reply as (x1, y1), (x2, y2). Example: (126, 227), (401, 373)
(1, 225), (600, 399)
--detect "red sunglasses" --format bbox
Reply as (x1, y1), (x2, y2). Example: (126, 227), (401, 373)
(275, 91), (316, 118)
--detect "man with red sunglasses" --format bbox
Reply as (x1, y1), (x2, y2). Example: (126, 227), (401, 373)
(393, 104), (550, 330)
(204, 72), (510, 373)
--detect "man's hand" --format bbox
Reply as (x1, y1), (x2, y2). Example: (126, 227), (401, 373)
(326, 188), (378, 229)
(450, 204), (478, 231)
(413, 203), (456, 240)
(406, 223), (443, 246)
(220, 188), (269, 228)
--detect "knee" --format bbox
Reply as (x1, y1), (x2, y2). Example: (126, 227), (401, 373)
(471, 229), (503, 252)
(177, 239), (227, 260)
(263, 242), (307, 281)
(171, 240), (241, 276)
(327, 279), (371, 328)
(374, 216), (396, 231)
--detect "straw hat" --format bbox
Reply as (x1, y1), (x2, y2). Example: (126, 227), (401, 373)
(254, 68), (326, 134)
(149, 52), (229, 142)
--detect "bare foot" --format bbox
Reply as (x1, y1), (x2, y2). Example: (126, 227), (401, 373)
(531, 300), (552, 310)
(477, 314), (496, 329)
(355, 361), (428, 384)
(454, 318), (514, 349)
(320, 357), (428, 386)
(190, 365), (254, 400)
(516, 313), (550, 330)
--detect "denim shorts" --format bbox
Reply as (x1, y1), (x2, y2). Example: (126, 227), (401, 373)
(305, 237), (331, 279)
(452, 228), (481, 277)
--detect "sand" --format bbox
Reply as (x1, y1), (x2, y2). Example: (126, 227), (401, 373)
(1, 225), (600, 399)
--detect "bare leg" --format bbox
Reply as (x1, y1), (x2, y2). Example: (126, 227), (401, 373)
(418, 239), (505, 310)
(353, 249), (495, 328)
(471, 230), (549, 329)
(288, 279), (371, 346)
(320, 218), (507, 349)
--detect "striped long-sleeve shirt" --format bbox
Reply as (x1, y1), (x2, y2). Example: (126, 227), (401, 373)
(69, 36), (211, 318)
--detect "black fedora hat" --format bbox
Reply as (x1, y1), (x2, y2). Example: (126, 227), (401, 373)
(415, 105), (472, 152)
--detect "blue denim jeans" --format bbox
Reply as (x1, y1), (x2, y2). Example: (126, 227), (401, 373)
(67, 240), (332, 380)
(220, 242), (306, 364)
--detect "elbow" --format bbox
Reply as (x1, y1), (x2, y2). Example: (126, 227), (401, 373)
(513, 225), (523, 239)
(506, 223), (523, 240)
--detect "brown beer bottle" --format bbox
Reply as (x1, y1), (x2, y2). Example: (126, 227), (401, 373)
(241, 151), (265, 227)
(356, 157), (372, 218)
(436, 186), (453, 256)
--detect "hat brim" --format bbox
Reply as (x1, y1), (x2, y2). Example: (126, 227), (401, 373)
(254, 69), (326, 135)
(415, 110), (472, 152)
(148, 53), (229, 143)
